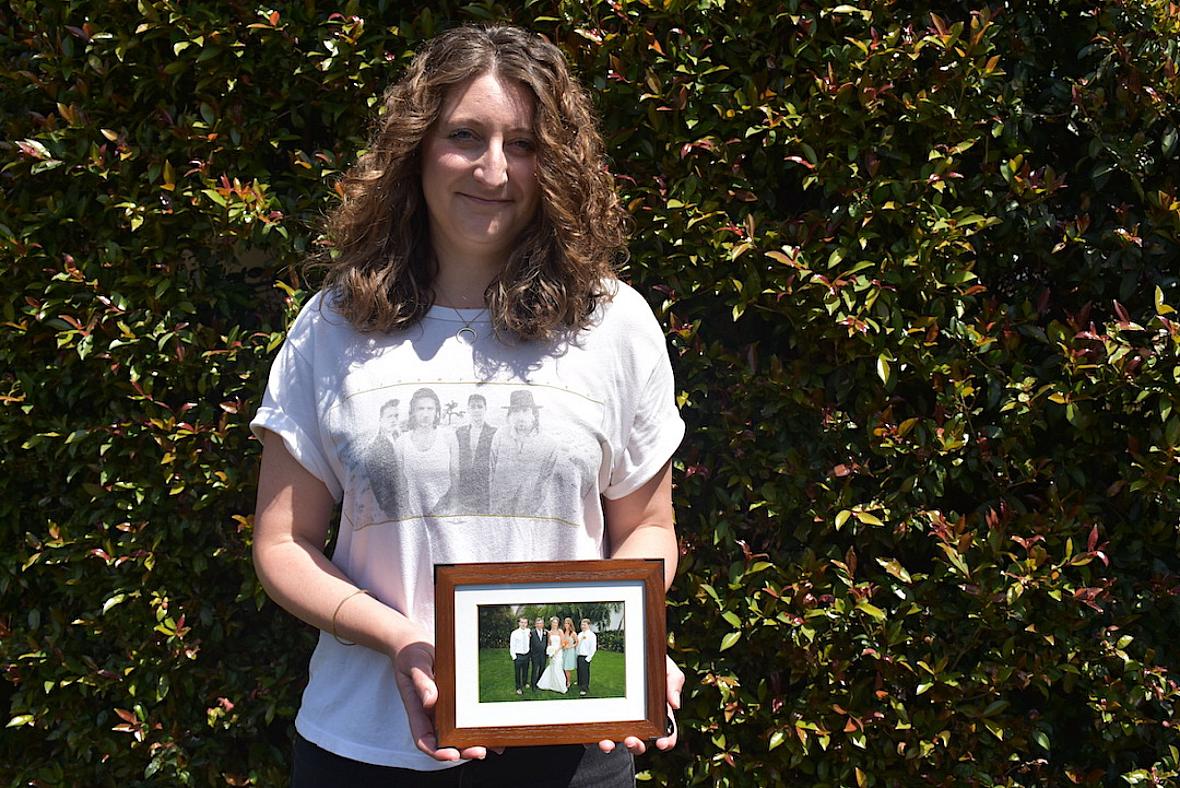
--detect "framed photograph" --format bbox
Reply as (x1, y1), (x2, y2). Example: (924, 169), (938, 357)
(434, 559), (666, 748)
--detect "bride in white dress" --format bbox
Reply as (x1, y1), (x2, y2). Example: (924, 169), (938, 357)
(535, 617), (568, 693)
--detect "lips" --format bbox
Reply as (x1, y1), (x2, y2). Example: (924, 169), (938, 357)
(459, 192), (512, 205)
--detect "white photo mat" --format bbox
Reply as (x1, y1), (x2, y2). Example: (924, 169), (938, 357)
(453, 581), (647, 728)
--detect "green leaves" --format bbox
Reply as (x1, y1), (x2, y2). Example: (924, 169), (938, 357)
(875, 353), (891, 386)
(4, 0), (1180, 785)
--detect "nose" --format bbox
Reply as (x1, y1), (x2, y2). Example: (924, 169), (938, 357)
(473, 139), (509, 188)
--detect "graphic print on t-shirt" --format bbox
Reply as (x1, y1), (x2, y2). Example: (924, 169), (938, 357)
(341, 382), (604, 531)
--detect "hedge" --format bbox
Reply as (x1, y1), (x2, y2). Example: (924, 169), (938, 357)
(2, 1), (1178, 785)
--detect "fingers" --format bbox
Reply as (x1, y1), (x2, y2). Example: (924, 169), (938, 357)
(652, 656), (683, 750)
(410, 664), (437, 712)
(394, 644), (484, 763)
(394, 671), (450, 760)
(599, 738), (649, 754)
(666, 655), (685, 710)
(402, 689), (459, 760)
(655, 705), (679, 750)
(623, 735), (647, 754)
(597, 663), (683, 755)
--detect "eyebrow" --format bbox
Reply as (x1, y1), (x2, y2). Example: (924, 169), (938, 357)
(444, 117), (534, 135)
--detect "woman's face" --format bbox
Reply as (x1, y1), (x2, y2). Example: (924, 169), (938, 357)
(420, 70), (540, 269)
(411, 397), (437, 428)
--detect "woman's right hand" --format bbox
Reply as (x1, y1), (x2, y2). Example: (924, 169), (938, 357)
(254, 434), (491, 763)
(392, 640), (489, 762)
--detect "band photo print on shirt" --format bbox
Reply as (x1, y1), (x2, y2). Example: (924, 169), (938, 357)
(342, 382), (605, 531)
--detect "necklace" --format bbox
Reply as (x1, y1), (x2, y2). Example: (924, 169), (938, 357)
(436, 287), (487, 344)
(451, 307), (484, 344)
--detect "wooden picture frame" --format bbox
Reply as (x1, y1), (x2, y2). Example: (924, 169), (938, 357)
(434, 559), (666, 748)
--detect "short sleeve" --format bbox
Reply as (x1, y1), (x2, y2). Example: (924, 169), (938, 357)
(603, 348), (685, 500)
(250, 304), (344, 501)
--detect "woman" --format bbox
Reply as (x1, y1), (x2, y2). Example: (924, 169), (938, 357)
(536, 617), (568, 693)
(396, 387), (459, 519)
(561, 617), (578, 688)
(251, 24), (684, 786)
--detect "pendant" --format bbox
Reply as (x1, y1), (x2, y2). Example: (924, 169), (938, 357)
(456, 326), (477, 344)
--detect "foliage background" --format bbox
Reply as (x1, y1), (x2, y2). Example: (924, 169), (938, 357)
(2, 0), (1179, 785)
(476, 602), (623, 649)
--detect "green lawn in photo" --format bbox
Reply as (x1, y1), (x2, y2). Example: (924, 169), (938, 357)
(477, 649), (626, 703)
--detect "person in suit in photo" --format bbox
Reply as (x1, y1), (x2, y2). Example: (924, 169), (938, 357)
(508, 617), (531, 695)
(576, 618), (597, 696)
(454, 393), (496, 512)
(529, 616), (548, 690)
(364, 398), (401, 518)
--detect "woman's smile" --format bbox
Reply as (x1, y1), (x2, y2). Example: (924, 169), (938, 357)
(459, 192), (513, 205)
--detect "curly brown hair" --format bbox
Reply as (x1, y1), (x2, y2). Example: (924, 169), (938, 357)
(314, 24), (628, 340)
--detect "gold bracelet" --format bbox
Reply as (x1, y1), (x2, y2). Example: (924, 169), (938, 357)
(331, 588), (369, 646)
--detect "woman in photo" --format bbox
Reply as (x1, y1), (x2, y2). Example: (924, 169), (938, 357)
(396, 387), (459, 518)
(536, 616), (568, 693)
(251, 24), (684, 787)
(561, 616), (578, 689)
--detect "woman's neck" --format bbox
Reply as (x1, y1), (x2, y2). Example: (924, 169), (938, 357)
(431, 250), (504, 307)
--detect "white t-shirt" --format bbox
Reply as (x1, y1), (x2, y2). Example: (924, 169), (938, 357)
(509, 627), (530, 658)
(577, 630), (598, 661)
(250, 279), (684, 769)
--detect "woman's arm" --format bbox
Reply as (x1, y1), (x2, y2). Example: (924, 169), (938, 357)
(603, 459), (684, 754)
(252, 430), (486, 762)
(605, 460), (678, 589)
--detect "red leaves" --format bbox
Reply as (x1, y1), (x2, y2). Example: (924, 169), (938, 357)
(111, 707), (151, 742)
(1072, 586), (1107, 613)
(64, 23), (94, 43)
(1085, 525), (1110, 568)
(930, 12), (950, 39)
(1010, 534), (1045, 552)
(15, 140), (50, 160)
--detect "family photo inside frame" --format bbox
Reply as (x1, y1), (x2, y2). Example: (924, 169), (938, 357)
(434, 559), (666, 748)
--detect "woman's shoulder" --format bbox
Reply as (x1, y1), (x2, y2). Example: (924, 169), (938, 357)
(587, 278), (666, 341)
(596, 277), (651, 318)
(281, 288), (357, 345)
(577, 277), (673, 371)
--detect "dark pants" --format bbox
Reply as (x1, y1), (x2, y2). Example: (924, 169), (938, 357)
(530, 651), (546, 688)
(513, 654), (530, 691)
(576, 655), (590, 693)
(292, 733), (635, 788)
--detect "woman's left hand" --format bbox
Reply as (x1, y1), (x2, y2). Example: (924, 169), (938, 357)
(600, 459), (682, 754)
(597, 655), (684, 754)
(394, 640), (490, 762)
